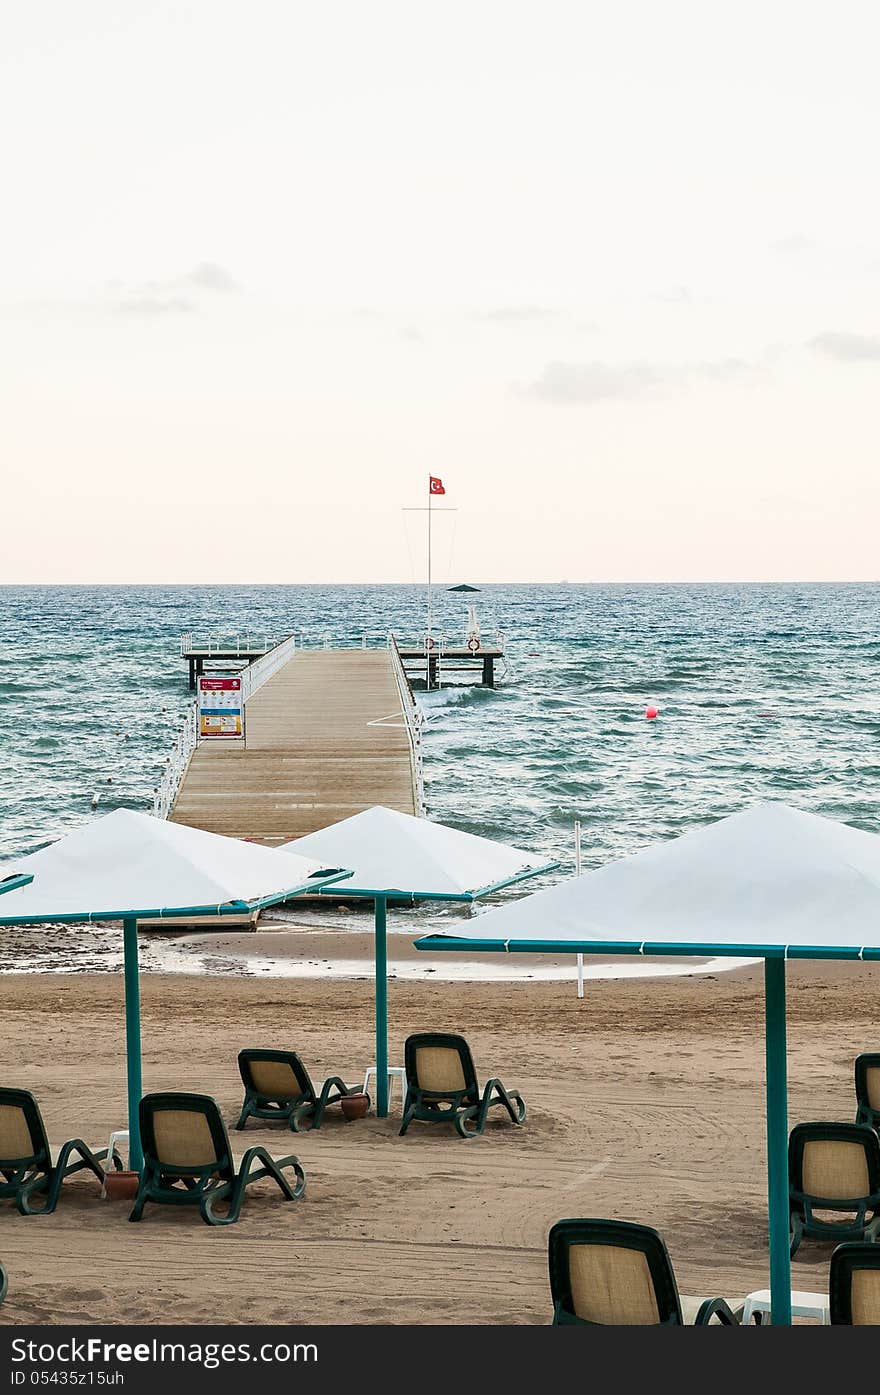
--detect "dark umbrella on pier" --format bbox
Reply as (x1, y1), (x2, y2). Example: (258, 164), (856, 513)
(414, 801), (880, 1325)
(286, 804), (558, 1117)
(0, 809), (351, 1169)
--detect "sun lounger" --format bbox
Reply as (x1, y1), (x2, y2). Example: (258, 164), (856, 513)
(548, 1218), (740, 1325)
(398, 1032), (525, 1138)
(0, 1087), (116, 1215)
(236, 1049), (361, 1132)
(854, 1054), (880, 1131)
(830, 1242), (880, 1324)
(130, 1092), (305, 1226)
(789, 1122), (880, 1257)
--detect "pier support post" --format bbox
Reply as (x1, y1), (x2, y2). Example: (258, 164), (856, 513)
(481, 656), (494, 687)
(188, 658), (196, 690)
(123, 917), (144, 1172)
(374, 895), (389, 1118)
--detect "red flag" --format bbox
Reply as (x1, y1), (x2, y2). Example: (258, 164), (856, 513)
(429, 476), (445, 495)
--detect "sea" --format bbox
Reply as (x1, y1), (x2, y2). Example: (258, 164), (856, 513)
(2, 582), (879, 974)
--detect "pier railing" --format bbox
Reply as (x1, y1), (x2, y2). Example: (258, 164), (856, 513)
(388, 634), (426, 816)
(179, 632), (273, 656)
(238, 634), (297, 703)
(153, 635), (299, 819)
(152, 701), (198, 820)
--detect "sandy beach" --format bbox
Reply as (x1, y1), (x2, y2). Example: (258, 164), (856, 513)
(0, 933), (876, 1326)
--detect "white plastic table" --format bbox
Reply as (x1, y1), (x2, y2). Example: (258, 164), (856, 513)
(741, 1289), (830, 1325)
(100, 1128), (130, 1196)
(361, 1065), (407, 1114)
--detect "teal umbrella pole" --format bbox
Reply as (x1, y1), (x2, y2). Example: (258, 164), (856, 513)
(764, 955), (791, 1324)
(375, 895), (389, 1118)
(122, 917), (144, 1171)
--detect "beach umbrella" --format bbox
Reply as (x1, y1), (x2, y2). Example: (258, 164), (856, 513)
(0, 809), (351, 1169)
(286, 805), (558, 1116)
(413, 801), (880, 1325)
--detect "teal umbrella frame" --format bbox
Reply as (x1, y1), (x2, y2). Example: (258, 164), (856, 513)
(0, 869), (352, 1171)
(317, 861), (559, 1118)
(412, 931), (871, 1326)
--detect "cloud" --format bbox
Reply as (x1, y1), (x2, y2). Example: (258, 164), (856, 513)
(183, 261), (239, 293)
(400, 323), (424, 343)
(652, 285), (693, 303)
(107, 262), (240, 316)
(770, 234), (813, 254)
(809, 331), (880, 362)
(113, 295), (197, 317)
(476, 306), (563, 324)
(519, 357), (753, 404)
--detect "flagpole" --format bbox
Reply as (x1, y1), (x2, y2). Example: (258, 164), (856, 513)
(427, 474), (432, 642)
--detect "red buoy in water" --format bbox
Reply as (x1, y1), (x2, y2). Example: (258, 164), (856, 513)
(645, 704), (659, 720)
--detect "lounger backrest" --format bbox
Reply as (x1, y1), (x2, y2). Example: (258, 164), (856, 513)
(568, 1243), (661, 1324)
(803, 1141), (870, 1199)
(790, 1123), (880, 1202)
(414, 1047), (467, 1094)
(850, 1269), (880, 1324)
(140, 1093), (230, 1174)
(549, 1219), (681, 1325)
(0, 1089), (47, 1166)
(855, 1055), (880, 1112)
(404, 1033), (478, 1098)
(830, 1244), (880, 1324)
(152, 1110), (217, 1168)
(240, 1052), (311, 1100)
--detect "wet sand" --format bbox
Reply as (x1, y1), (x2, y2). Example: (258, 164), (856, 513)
(0, 952), (876, 1325)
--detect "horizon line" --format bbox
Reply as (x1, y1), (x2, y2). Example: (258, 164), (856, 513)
(1, 578), (879, 589)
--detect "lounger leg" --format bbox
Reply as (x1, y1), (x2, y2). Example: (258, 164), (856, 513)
(235, 1098), (255, 1131)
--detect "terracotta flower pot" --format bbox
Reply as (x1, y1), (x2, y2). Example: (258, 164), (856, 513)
(103, 1169), (140, 1201)
(340, 1093), (369, 1121)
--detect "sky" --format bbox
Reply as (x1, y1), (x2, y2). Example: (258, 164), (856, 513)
(3, 0), (880, 583)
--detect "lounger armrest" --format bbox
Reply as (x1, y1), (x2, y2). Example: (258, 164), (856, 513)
(694, 1297), (739, 1325)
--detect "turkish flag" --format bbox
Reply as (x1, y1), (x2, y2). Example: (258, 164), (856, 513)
(429, 476), (445, 495)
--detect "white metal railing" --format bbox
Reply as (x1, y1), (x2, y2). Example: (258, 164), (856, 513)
(152, 701), (198, 819)
(388, 634), (426, 816)
(238, 634), (297, 702)
(179, 632), (272, 657)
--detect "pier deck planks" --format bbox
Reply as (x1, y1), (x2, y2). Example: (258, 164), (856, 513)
(170, 650), (417, 842)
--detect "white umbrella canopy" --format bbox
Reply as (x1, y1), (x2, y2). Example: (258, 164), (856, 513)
(0, 809), (351, 1176)
(0, 808), (340, 923)
(286, 804), (555, 898)
(416, 799), (880, 1327)
(421, 801), (880, 955)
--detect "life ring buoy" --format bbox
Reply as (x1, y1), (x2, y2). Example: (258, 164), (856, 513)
(467, 636), (480, 652)
(425, 636), (436, 651)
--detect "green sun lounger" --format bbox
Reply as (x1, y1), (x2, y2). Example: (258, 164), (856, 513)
(0, 1087), (117, 1215)
(130, 1092), (305, 1226)
(830, 1242), (880, 1324)
(399, 1032), (526, 1139)
(548, 1218), (740, 1325)
(855, 1054), (880, 1132)
(789, 1122), (880, 1257)
(235, 1049), (362, 1132)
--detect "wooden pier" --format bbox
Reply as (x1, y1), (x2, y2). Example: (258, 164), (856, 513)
(396, 643), (503, 688)
(169, 649), (418, 844)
